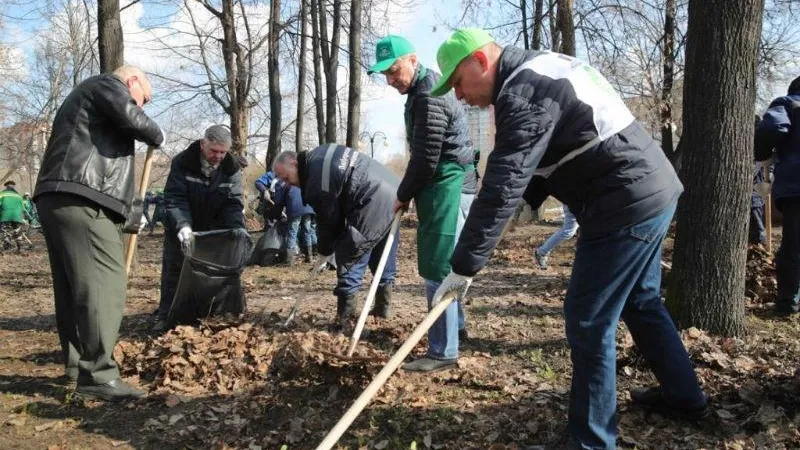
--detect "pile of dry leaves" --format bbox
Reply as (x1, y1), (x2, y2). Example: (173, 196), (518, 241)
(115, 318), (387, 395)
(746, 244), (777, 304)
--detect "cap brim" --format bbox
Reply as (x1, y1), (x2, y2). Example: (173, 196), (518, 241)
(430, 75), (453, 96)
(367, 58), (397, 75)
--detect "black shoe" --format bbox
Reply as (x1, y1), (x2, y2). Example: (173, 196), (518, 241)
(458, 329), (469, 342)
(371, 283), (392, 319)
(151, 315), (169, 334)
(774, 304), (799, 318)
(76, 378), (146, 402)
(630, 387), (709, 421)
(402, 357), (458, 372)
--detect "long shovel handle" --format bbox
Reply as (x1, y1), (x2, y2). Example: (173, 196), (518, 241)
(315, 293), (456, 450)
(125, 146), (156, 276)
(347, 211), (402, 356)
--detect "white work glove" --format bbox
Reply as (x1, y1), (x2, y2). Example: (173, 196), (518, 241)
(311, 254), (335, 275)
(177, 226), (193, 245)
(431, 271), (473, 307)
(139, 215), (148, 232)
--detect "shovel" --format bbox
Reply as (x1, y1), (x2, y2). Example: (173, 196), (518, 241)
(346, 211), (402, 356)
(125, 145), (156, 276)
(315, 292), (458, 450)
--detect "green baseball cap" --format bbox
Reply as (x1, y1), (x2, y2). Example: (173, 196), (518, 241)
(367, 35), (415, 74)
(430, 28), (495, 96)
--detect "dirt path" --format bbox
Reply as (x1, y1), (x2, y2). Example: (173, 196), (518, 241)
(0, 222), (798, 450)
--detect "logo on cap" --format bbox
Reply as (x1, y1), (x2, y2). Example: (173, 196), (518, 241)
(377, 44), (393, 59)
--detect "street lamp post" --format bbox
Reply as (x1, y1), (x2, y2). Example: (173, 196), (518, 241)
(359, 131), (390, 158)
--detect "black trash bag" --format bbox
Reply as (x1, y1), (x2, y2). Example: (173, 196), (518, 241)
(248, 220), (287, 266)
(168, 228), (253, 326)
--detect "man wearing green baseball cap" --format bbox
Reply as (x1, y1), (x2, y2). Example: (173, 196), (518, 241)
(427, 28), (709, 449)
(369, 35), (479, 372)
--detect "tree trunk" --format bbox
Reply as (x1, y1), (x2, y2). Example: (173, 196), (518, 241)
(665, 0), (764, 337)
(660, 0), (676, 158)
(319, 0), (342, 143)
(267, 0), (283, 167)
(296, 0), (308, 152)
(520, 0), (529, 50)
(556, 0), (575, 56)
(549, 0), (559, 52)
(532, 0), (543, 50)
(345, 0), (362, 147)
(97, 0), (123, 72)
(310, 0), (326, 144)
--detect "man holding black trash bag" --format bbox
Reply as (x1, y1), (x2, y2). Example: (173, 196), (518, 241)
(273, 145), (399, 331)
(152, 125), (245, 333)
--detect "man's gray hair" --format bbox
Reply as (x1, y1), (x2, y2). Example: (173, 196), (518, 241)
(204, 125), (232, 148)
(273, 151), (298, 169)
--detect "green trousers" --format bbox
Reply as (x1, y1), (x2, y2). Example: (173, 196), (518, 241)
(37, 193), (126, 385)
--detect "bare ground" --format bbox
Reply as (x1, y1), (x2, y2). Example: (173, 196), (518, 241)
(0, 220), (798, 450)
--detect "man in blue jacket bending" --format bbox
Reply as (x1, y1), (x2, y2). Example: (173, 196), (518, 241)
(756, 75), (800, 317)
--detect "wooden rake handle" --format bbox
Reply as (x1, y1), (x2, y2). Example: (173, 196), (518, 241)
(347, 211), (402, 356)
(315, 293), (456, 450)
(125, 145), (156, 276)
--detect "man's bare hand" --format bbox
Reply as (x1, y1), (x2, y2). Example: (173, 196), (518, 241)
(393, 200), (410, 214)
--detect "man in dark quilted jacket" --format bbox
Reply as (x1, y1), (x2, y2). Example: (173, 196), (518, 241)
(369, 35), (477, 372)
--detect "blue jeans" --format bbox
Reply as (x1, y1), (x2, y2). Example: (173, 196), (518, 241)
(565, 201), (705, 449)
(425, 193), (474, 360)
(334, 229), (399, 297)
(539, 205), (579, 255)
(287, 215), (317, 251)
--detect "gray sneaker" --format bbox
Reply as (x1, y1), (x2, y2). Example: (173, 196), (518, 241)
(533, 249), (549, 269)
(402, 357), (457, 373)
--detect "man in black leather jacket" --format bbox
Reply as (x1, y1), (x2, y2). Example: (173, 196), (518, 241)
(34, 65), (164, 401)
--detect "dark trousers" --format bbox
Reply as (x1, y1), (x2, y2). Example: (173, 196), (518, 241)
(776, 197), (800, 313)
(158, 232), (183, 316)
(37, 193), (126, 385)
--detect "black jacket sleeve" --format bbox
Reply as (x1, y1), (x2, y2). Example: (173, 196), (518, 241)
(164, 160), (192, 232)
(397, 95), (448, 202)
(222, 170), (245, 229)
(755, 97), (793, 162)
(450, 93), (555, 276)
(94, 77), (164, 149)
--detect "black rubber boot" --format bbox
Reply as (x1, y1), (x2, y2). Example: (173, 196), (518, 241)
(330, 294), (356, 333)
(371, 283), (392, 319)
(304, 246), (314, 263)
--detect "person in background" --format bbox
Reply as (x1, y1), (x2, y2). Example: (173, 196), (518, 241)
(427, 28), (708, 449)
(0, 180), (28, 253)
(755, 75), (800, 317)
(273, 145), (399, 330)
(533, 204), (579, 269)
(268, 179), (317, 265)
(34, 65), (164, 401)
(153, 125), (245, 333)
(369, 34), (476, 372)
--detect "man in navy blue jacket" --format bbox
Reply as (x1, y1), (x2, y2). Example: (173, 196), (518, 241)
(427, 29), (708, 449)
(756, 76), (800, 316)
